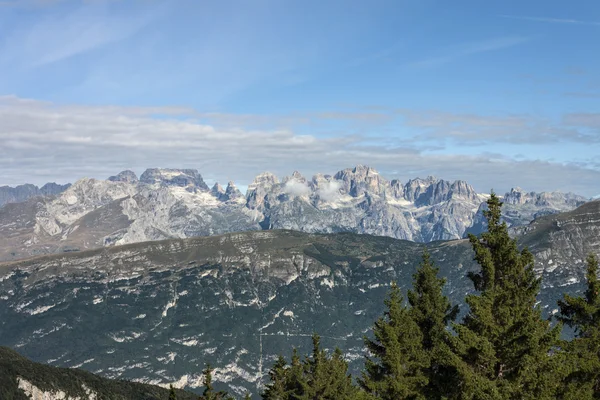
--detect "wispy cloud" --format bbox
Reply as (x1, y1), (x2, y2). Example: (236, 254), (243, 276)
(399, 109), (600, 145)
(409, 36), (531, 68)
(0, 2), (160, 68)
(500, 15), (600, 26)
(1, 96), (599, 196)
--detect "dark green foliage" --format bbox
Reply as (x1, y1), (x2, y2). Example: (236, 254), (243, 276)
(199, 364), (233, 400)
(262, 334), (359, 400)
(0, 346), (197, 400)
(452, 192), (561, 399)
(170, 384), (178, 400)
(558, 253), (600, 398)
(407, 249), (460, 399)
(360, 282), (428, 399)
(262, 355), (289, 399)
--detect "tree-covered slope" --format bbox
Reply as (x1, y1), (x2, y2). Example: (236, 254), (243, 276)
(0, 202), (597, 395)
(0, 346), (196, 400)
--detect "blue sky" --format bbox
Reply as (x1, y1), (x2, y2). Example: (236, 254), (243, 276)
(0, 0), (599, 196)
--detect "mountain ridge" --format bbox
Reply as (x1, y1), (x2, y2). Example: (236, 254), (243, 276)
(0, 166), (588, 262)
(0, 200), (599, 395)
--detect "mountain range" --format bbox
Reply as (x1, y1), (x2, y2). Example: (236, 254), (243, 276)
(0, 165), (588, 262)
(1, 199), (598, 396)
(0, 182), (71, 208)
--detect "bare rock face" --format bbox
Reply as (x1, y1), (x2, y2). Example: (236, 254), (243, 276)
(403, 176), (438, 203)
(108, 170), (139, 184)
(0, 165), (588, 261)
(211, 182), (226, 200)
(333, 164), (389, 197)
(139, 168), (209, 190)
(225, 181), (244, 201)
(467, 188), (588, 236)
(245, 172), (279, 211)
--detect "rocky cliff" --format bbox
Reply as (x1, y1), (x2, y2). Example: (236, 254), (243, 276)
(0, 166), (588, 262)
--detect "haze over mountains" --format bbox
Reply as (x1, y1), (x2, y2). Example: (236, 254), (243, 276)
(0, 165), (588, 262)
(0, 182), (71, 208)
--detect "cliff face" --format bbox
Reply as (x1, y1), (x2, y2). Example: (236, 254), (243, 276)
(0, 166), (587, 262)
(0, 201), (597, 396)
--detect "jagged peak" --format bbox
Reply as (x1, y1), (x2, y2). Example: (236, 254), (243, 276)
(225, 181), (243, 199)
(211, 182), (225, 194)
(249, 171), (279, 188)
(139, 168), (209, 190)
(352, 164), (376, 173)
(107, 170), (138, 184)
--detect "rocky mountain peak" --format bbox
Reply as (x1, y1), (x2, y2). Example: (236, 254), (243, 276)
(107, 170), (139, 184)
(333, 165), (387, 197)
(211, 182), (225, 195)
(139, 168), (209, 190)
(290, 171), (307, 183)
(39, 182), (72, 195)
(402, 176), (438, 202)
(504, 187), (527, 205)
(225, 181), (244, 200)
(246, 172), (280, 210)
(0, 182), (71, 208)
(413, 179), (478, 207)
(248, 172), (279, 189)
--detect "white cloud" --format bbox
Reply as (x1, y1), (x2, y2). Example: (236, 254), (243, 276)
(283, 180), (312, 197)
(500, 15), (600, 26)
(317, 181), (342, 202)
(1, 95), (599, 197)
(0, 1), (159, 68)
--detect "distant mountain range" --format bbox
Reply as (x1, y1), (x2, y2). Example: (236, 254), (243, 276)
(0, 182), (71, 207)
(1, 199), (599, 395)
(0, 165), (588, 262)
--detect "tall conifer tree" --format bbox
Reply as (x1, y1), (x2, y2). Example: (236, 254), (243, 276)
(262, 355), (289, 400)
(360, 282), (428, 400)
(169, 384), (177, 400)
(558, 253), (600, 398)
(263, 336), (358, 400)
(199, 364), (232, 400)
(408, 249), (459, 399)
(452, 192), (561, 399)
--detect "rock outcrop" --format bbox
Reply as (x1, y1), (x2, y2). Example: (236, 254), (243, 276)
(0, 166), (588, 262)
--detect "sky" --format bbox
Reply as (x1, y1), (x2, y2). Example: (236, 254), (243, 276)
(0, 0), (599, 197)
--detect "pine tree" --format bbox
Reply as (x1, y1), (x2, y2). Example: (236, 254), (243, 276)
(262, 355), (289, 400)
(199, 364), (233, 400)
(299, 335), (357, 400)
(244, 392), (252, 400)
(286, 348), (306, 398)
(360, 282), (428, 400)
(407, 249), (459, 399)
(169, 384), (177, 400)
(557, 253), (600, 398)
(263, 336), (359, 400)
(452, 192), (561, 399)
